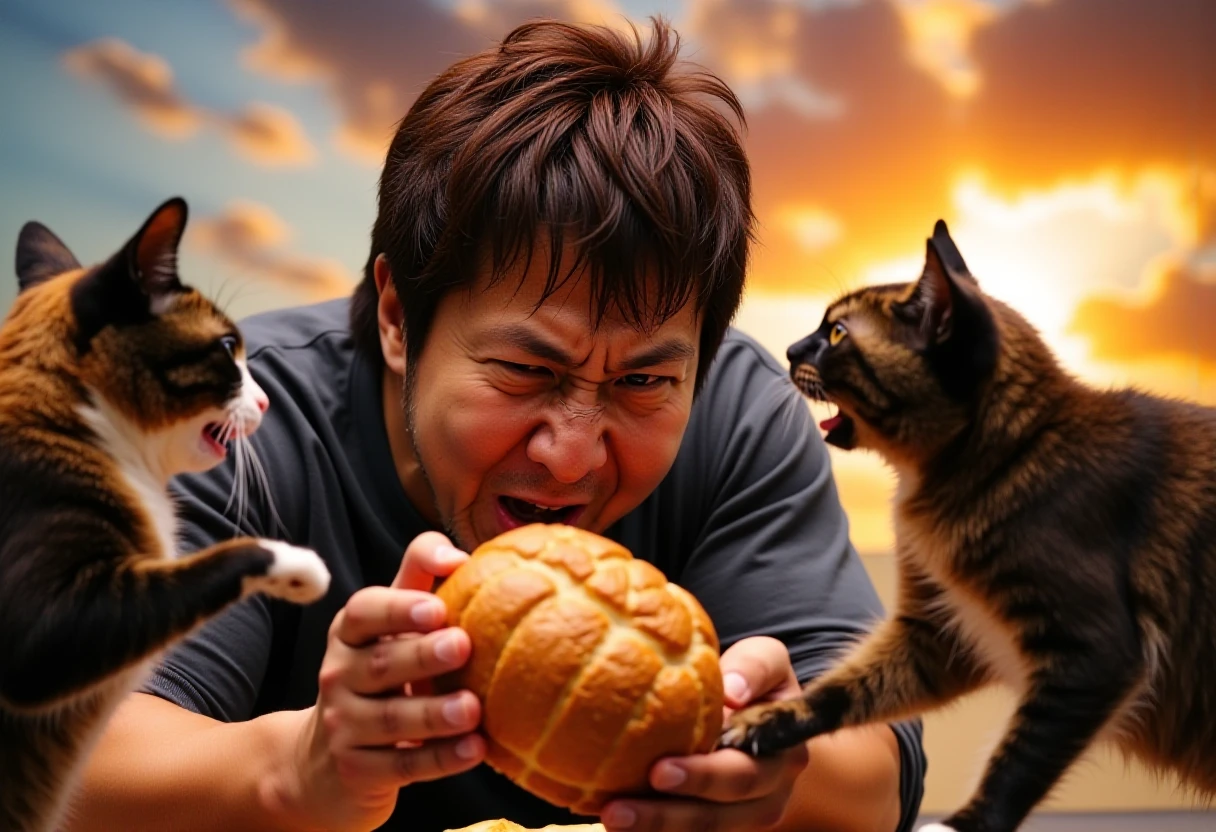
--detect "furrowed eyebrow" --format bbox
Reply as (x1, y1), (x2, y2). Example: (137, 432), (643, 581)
(613, 339), (696, 373)
(483, 324), (574, 366)
(482, 324), (695, 373)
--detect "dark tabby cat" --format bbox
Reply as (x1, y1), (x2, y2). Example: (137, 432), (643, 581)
(720, 220), (1216, 831)
(0, 198), (331, 832)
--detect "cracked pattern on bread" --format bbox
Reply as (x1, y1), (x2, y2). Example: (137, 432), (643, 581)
(435, 524), (724, 814)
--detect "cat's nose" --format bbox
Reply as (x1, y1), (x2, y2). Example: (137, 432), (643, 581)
(787, 333), (820, 365)
(256, 392), (269, 413)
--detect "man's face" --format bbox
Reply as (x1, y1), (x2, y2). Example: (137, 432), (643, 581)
(403, 258), (701, 551)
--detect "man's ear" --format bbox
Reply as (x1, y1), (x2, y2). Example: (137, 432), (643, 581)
(375, 253), (406, 376)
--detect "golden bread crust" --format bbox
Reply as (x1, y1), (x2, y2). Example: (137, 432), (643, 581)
(435, 524), (723, 814)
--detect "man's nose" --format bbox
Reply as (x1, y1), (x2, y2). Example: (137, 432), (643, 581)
(525, 406), (608, 485)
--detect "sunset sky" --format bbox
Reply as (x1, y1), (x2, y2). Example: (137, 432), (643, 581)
(2, 0), (1214, 556)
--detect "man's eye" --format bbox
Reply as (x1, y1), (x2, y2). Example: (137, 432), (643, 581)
(618, 374), (666, 389)
(501, 361), (553, 378)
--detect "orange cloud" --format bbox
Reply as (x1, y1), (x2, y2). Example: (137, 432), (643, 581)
(888, 0), (1045, 98)
(190, 201), (354, 299)
(232, 0), (629, 164)
(63, 37), (202, 137)
(218, 0), (1214, 303)
(685, 0), (845, 118)
(1070, 260), (1216, 366)
(64, 38), (315, 166)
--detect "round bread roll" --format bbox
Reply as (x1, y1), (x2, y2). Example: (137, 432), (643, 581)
(435, 523), (724, 814)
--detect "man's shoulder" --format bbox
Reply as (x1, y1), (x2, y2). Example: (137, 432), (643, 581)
(237, 297), (354, 359)
(699, 327), (792, 400)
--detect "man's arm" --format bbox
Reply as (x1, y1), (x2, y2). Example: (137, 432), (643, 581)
(68, 694), (304, 832)
(69, 537), (488, 832)
(780, 727), (903, 832)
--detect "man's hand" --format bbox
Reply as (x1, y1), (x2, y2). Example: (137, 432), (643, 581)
(263, 532), (486, 831)
(599, 636), (810, 832)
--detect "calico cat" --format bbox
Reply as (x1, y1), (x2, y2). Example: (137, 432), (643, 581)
(720, 220), (1216, 831)
(0, 198), (331, 832)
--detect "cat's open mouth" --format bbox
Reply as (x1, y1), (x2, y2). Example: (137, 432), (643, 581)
(791, 363), (858, 450)
(201, 422), (229, 457)
(819, 409), (857, 450)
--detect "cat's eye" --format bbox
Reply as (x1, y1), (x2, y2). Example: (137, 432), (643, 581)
(829, 321), (848, 346)
(219, 335), (238, 357)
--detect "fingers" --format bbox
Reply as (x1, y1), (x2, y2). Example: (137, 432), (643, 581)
(335, 733), (486, 793)
(321, 689), (480, 747)
(648, 747), (806, 804)
(331, 586), (450, 647)
(718, 636), (801, 709)
(392, 531), (469, 591)
(599, 736), (810, 831)
(331, 627), (470, 694)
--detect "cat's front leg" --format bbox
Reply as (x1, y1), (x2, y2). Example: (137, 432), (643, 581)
(239, 539), (332, 603)
(720, 606), (984, 757)
(0, 535), (329, 710)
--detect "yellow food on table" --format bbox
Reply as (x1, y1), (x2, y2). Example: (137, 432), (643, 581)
(444, 822), (606, 832)
(435, 523), (724, 814)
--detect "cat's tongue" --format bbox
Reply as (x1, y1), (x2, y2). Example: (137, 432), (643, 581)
(820, 414), (846, 432)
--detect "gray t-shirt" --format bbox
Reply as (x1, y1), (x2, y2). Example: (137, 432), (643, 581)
(145, 298), (925, 831)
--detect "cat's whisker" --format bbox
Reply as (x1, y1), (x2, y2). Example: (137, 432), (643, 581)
(245, 440), (288, 537)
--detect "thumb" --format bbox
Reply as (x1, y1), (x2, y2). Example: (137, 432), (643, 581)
(392, 531), (469, 591)
(719, 636), (799, 709)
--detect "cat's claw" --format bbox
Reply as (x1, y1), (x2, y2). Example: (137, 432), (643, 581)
(245, 540), (331, 604)
(719, 703), (813, 758)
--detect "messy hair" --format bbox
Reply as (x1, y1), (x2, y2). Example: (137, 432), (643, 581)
(350, 16), (754, 391)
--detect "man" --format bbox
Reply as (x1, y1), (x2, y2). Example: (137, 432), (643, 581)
(75, 17), (925, 832)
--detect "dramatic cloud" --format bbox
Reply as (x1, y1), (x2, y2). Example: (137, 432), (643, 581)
(963, 0), (1216, 188)
(685, 0), (846, 118)
(64, 38), (315, 166)
(887, 0), (1045, 98)
(1070, 261), (1216, 366)
(62, 37), (202, 137)
(190, 201), (354, 299)
(217, 0), (1214, 301)
(231, 0), (627, 163)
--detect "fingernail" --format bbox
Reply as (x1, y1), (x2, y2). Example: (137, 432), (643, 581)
(434, 632), (462, 664)
(435, 545), (468, 564)
(455, 734), (481, 760)
(724, 672), (750, 702)
(652, 762), (686, 790)
(443, 696), (469, 726)
(602, 804), (637, 829)
(411, 601), (444, 627)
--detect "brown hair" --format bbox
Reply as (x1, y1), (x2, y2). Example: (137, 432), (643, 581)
(349, 16), (753, 391)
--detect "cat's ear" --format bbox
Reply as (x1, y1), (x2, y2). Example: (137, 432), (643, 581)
(119, 197), (188, 311)
(903, 220), (973, 345)
(928, 219), (974, 284)
(15, 222), (82, 293)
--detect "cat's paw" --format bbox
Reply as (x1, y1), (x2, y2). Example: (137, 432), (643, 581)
(917, 824), (959, 832)
(244, 541), (331, 604)
(719, 698), (818, 757)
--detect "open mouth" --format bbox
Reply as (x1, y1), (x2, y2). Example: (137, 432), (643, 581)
(818, 407), (857, 450)
(201, 422), (229, 457)
(497, 496), (584, 530)
(790, 364), (858, 450)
